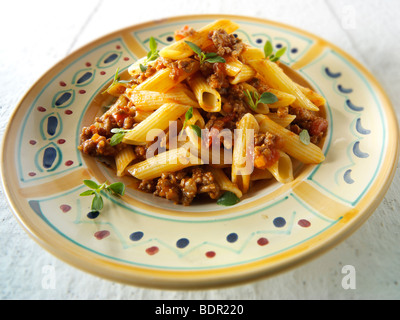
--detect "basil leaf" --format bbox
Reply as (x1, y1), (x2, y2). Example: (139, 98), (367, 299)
(264, 40), (273, 58)
(204, 52), (218, 58)
(140, 63), (147, 72)
(259, 92), (279, 104)
(190, 124), (202, 137)
(111, 128), (126, 134)
(110, 132), (125, 146)
(184, 40), (202, 56)
(205, 56), (226, 64)
(185, 107), (193, 121)
(83, 179), (100, 190)
(91, 193), (104, 211)
(149, 36), (157, 53)
(79, 190), (95, 196)
(275, 47), (287, 59)
(217, 191), (240, 206)
(108, 182), (125, 196)
(299, 129), (311, 145)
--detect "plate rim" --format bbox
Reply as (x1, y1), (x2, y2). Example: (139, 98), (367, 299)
(1, 13), (399, 290)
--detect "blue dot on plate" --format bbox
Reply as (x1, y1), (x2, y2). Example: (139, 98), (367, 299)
(227, 233), (238, 243)
(166, 36), (174, 42)
(176, 238), (189, 249)
(87, 211), (99, 219)
(291, 48), (298, 54)
(129, 231), (144, 241)
(276, 43), (283, 49)
(256, 38), (263, 44)
(273, 217), (286, 228)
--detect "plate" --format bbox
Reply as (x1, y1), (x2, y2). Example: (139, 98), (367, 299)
(1, 14), (398, 290)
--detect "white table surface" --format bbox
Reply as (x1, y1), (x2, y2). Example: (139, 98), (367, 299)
(1, 0), (399, 300)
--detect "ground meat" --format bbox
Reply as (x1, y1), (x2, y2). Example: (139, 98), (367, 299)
(204, 114), (235, 148)
(152, 167), (220, 205)
(174, 25), (196, 41)
(253, 132), (283, 169)
(209, 29), (245, 58)
(288, 106), (328, 144)
(78, 96), (136, 157)
(221, 84), (248, 121)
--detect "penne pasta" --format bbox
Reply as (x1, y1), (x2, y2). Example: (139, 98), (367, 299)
(297, 84), (326, 107)
(123, 103), (189, 145)
(159, 19), (239, 60)
(187, 72), (222, 112)
(241, 46), (265, 62)
(127, 147), (203, 180)
(266, 151), (294, 183)
(126, 85), (199, 111)
(232, 113), (259, 194)
(248, 59), (319, 112)
(224, 56), (243, 77)
(115, 146), (136, 177)
(267, 113), (296, 128)
(230, 64), (256, 85)
(134, 60), (200, 93)
(207, 166), (243, 198)
(255, 114), (325, 164)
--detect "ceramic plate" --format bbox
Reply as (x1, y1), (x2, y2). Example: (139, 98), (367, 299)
(2, 15), (398, 290)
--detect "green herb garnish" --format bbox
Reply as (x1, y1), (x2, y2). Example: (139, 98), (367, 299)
(80, 180), (125, 212)
(109, 128), (131, 146)
(139, 36), (160, 72)
(243, 89), (278, 110)
(190, 124), (202, 137)
(264, 40), (287, 63)
(217, 191), (240, 206)
(184, 41), (226, 64)
(299, 129), (311, 145)
(102, 67), (131, 94)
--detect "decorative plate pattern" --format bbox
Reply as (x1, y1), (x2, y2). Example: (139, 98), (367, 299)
(1, 15), (398, 289)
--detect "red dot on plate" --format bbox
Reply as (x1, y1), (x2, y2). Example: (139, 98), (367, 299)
(60, 204), (71, 213)
(29, 140), (37, 145)
(116, 45), (121, 49)
(65, 110), (73, 115)
(86, 62), (91, 67)
(57, 139), (66, 144)
(146, 246), (159, 255)
(205, 251), (216, 258)
(79, 90), (86, 94)
(257, 237), (269, 246)
(100, 71), (106, 75)
(123, 57), (130, 61)
(65, 160), (73, 166)
(37, 106), (46, 112)
(59, 81), (67, 87)
(28, 172), (36, 177)
(298, 219), (311, 228)
(94, 230), (110, 240)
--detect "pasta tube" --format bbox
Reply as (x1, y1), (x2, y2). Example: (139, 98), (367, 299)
(248, 59), (319, 111)
(159, 19), (239, 60)
(134, 60), (200, 93)
(123, 103), (189, 145)
(232, 113), (259, 194)
(126, 85), (199, 111)
(187, 72), (222, 112)
(207, 166), (243, 198)
(255, 114), (325, 164)
(266, 151), (294, 183)
(127, 147), (203, 180)
(115, 146), (136, 176)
